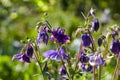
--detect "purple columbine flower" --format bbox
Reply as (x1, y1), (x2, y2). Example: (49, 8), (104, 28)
(37, 28), (49, 45)
(80, 63), (93, 72)
(12, 44), (33, 63)
(98, 38), (102, 47)
(59, 66), (67, 75)
(91, 19), (99, 31)
(42, 48), (68, 61)
(82, 34), (91, 47)
(89, 54), (105, 66)
(110, 40), (120, 54)
(51, 28), (70, 44)
(80, 54), (89, 63)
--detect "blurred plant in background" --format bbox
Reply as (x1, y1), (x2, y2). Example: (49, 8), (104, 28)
(0, 0), (120, 80)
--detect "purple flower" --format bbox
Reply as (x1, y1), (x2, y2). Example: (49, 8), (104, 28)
(110, 40), (120, 54)
(89, 54), (105, 66)
(80, 63), (93, 72)
(51, 28), (70, 44)
(42, 48), (68, 61)
(37, 28), (49, 45)
(12, 45), (33, 63)
(59, 66), (67, 75)
(82, 34), (91, 47)
(92, 19), (99, 31)
(80, 54), (89, 63)
(98, 38), (102, 47)
(12, 53), (30, 63)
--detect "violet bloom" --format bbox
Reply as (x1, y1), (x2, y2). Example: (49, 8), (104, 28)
(59, 66), (67, 75)
(89, 54), (105, 66)
(42, 48), (68, 61)
(80, 54), (89, 63)
(37, 28), (49, 45)
(81, 64), (93, 72)
(12, 45), (33, 63)
(51, 28), (70, 44)
(110, 40), (120, 54)
(98, 38), (102, 47)
(92, 19), (99, 31)
(82, 34), (91, 47)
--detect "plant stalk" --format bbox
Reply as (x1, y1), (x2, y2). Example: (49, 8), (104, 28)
(112, 53), (120, 80)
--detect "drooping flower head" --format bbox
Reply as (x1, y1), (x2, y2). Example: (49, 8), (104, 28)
(98, 38), (102, 47)
(80, 51), (89, 63)
(89, 54), (105, 66)
(91, 19), (99, 31)
(12, 44), (34, 63)
(110, 40), (120, 54)
(50, 28), (70, 44)
(80, 63), (93, 72)
(42, 48), (68, 61)
(37, 28), (49, 45)
(81, 34), (91, 47)
(59, 66), (67, 76)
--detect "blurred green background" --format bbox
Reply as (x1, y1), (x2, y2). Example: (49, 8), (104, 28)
(0, 0), (120, 80)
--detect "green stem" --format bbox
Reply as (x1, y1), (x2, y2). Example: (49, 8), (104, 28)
(32, 44), (46, 80)
(98, 66), (101, 80)
(88, 29), (96, 52)
(112, 53), (120, 80)
(93, 66), (96, 80)
(71, 41), (82, 79)
(56, 43), (71, 80)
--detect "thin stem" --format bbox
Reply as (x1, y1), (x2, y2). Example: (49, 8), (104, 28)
(93, 66), (96, 80)
(88, 29), (96, 52)
(98, 66), (101, 80)
(46, 20), (52, 28)
(32, 43), (46, 80)
(112, 53), (120, 80)
(65, 43), (71, 66)
(71, 41), (82, 79)
(56, 43), (71, 80)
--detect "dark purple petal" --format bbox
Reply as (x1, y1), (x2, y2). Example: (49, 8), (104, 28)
(22, 54), (30, 63)
(92, 19), (99, 31)
(26, 45), (33, 57)
(110, 40), (120, 54)
(52, 28), (70, 44)
(37, 29), (49, 45)
(80, 54), (89, 63)
(59, 66), (67, 75)
(98, 38), (102, 46)
(81, 64), (93, 72)
(82, 34), (91, 47)
(12, 53), (30, 63)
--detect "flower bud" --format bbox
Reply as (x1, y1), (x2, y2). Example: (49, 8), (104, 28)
(81, 34), (91, 47)
(98, 38), (102, 47)
(91, 19), (99, 31)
